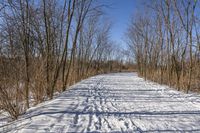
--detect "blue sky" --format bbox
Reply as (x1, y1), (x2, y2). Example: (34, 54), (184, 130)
(99, 0), (143, 48)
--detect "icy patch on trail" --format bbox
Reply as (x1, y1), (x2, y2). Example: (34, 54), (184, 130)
(1, 72), (200, 132)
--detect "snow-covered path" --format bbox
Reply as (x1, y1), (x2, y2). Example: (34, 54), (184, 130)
(1, 73), (200, 132)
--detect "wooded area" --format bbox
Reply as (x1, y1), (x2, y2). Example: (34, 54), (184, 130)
(0, 0), (132, 120)
(1, 0), (200, 122)
(127, 0), (200, 93)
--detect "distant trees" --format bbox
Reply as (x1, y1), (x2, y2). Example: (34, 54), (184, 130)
(0, 0), (127, 120)
(127, 0), (200, 92)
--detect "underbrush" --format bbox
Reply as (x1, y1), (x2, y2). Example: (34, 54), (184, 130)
(138, 67), (200, 93)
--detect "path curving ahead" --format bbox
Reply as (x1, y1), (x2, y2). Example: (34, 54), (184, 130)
(1, 73), (200, 132)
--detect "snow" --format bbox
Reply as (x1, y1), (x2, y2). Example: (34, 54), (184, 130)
(1, 72), (200, 132)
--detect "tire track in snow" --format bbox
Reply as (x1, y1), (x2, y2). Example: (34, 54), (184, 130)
(80, 77), (104, 132)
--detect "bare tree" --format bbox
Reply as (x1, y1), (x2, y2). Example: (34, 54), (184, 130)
(127, 0), (200, 93)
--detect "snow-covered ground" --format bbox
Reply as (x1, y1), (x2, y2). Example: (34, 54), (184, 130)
(1, 73), (200, 132)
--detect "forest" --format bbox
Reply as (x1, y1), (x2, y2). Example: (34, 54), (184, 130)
(0, 0), (199, 123)
(127, 0), (200, 93)
(0, 0), (133, 120)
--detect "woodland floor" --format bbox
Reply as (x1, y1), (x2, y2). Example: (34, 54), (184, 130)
(1, 73), (200, 133)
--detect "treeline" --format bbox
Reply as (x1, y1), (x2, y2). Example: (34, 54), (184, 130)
(127, 0), (200, 92)
(0, 0), (127, 119)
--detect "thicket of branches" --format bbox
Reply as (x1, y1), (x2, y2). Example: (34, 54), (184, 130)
(127, 0), (200, 93)
(0, 0), (128, 120)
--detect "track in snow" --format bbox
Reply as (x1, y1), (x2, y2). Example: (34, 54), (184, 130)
(1, 73), (200, 132)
